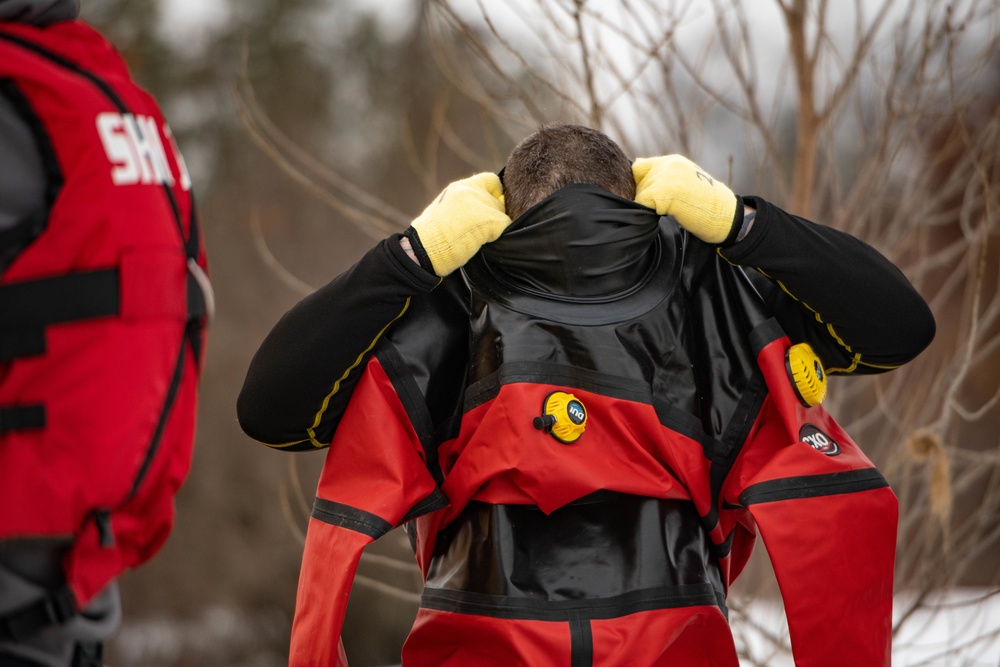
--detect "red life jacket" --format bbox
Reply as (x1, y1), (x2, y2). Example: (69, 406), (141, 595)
(0, 20), (209, 611)
(288, 204), (896, 666)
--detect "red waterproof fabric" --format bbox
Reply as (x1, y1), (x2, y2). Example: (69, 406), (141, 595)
(0, 20), (206, 606)
(729, 339), (897, 666)
(404, 606), (737, 666)
(291, 332), (896, 665)
(290, 359), (440, 666)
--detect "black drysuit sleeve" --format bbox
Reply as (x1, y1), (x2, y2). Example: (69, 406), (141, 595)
(236, 234), (440, 449)
(722, 196), (936, 374)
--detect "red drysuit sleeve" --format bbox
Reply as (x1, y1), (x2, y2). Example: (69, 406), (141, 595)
(722, 336), (897, 667)
(289, 356), (445, 667)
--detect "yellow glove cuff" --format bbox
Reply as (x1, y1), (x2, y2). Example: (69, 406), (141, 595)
(633, 155), (740, 244)
(410, 172), (510, 276)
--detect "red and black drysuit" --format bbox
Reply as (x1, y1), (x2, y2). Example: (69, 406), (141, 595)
(0, 19), (209, 638)
(238, 185), (934, 666)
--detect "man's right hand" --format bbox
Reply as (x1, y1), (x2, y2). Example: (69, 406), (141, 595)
(406, 172), (510, 276)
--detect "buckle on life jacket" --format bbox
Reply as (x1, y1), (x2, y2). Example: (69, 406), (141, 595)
(186, 258), (214, 324)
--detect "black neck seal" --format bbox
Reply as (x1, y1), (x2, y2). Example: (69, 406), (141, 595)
(463, 183), (680, 325)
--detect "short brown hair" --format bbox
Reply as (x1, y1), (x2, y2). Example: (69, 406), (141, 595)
(503, 123), (635, 219)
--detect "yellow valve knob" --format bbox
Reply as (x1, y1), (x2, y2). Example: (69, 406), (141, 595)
(532, 391), (587, 444)
(786, 342), (827, 407)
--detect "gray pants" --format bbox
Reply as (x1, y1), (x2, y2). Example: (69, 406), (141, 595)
(0, 540), (120, 667)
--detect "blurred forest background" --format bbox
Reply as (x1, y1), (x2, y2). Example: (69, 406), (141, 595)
(75, 0), (1000, 665)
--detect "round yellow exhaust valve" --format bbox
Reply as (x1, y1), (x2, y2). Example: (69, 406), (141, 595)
(532, 391), (587, 444)
(785, 342), (827, 407)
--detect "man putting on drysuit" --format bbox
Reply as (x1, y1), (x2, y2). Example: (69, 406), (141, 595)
(239, 124), (935, 666)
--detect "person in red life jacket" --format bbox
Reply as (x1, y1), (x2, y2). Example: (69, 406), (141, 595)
(0, 2), (211, 665)
(238, 124), (935, 666)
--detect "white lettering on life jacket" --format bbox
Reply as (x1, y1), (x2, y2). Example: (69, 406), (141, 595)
(96, 112), (189, 189)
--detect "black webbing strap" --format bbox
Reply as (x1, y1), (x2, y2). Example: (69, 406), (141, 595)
(0, 269), (117, 364)
(0, 405), (45, 434)
(0, 267), (208, 434)
(0, 269), (118, 331)
(0, 332), (45, 363)
(0, 585), (76, 642)
(0, 266), (208, 363)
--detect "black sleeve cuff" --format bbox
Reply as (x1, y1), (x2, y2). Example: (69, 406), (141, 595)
(401, 227), (438, 276)
(718, 196), (772, 262)
(387, 231), (440, 290)
(719, 194), (746, 247)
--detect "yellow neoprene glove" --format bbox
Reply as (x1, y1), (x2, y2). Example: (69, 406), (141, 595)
(408, 172), (510, 276)
(632, 155), (741, 244)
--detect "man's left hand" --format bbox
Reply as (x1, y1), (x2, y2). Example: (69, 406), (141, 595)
(632, 155), (741, 244)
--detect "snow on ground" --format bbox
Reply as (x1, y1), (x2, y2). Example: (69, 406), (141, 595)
(732, 589), (1000, 666)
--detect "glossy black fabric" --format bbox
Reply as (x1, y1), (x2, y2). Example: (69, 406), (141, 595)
(462, 184), (769, 444)
(474, 183), (659, 299)
(426, 492), (726, 609)
(374, 275), (470, 480)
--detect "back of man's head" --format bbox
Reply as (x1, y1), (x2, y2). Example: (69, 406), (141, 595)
(503, 123), (635, 220)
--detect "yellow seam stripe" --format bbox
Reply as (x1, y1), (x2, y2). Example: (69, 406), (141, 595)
(856, 359), (901, 371)
(824, 354), (861, 374)
(823, 320), (851, 352)
(717, 247), (738, 265)
(264, 438), (309, 449)
(754, 267), (873, 373)
(303, 297), (412, 448)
